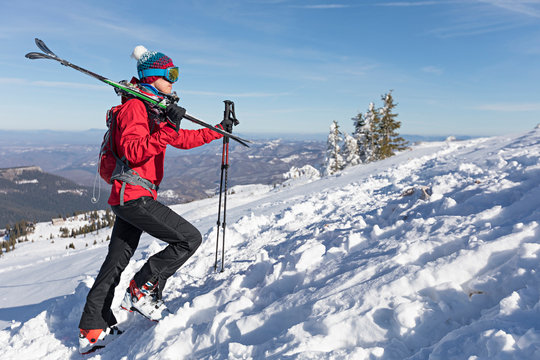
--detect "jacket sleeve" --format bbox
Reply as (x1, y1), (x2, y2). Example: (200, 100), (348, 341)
(169, 125), (224, 150)
(116, 99), (178, 165)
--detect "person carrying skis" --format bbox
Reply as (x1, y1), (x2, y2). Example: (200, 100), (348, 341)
(78, 45), (235, 354)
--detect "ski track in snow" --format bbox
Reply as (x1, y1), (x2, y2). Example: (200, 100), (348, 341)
(1, 128), (540, 359)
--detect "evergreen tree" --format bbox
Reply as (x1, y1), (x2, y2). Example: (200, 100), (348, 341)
(377, 91), (408, 159)
(352, 111), (368, 163)
(325, 120), (345, 175)
(60, 227), (70, 238)
(361, 102), (380, 162)
(342, 133), (361, 167)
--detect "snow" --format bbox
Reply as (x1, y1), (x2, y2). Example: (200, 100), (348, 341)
(1, 127), (540, 359)
(14, 179), (38, 185)
(281, 154), (300, 163)
(283, 165), (320, 185)
(158, 189), (180, 201)
(57, 189), (85, 195)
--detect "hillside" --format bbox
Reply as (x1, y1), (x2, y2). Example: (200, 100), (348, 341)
(0, 166), (109, 225)
(0, 126), (539, 359)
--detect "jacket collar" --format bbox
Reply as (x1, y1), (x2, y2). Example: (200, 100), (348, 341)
(139, 83), (160, 96)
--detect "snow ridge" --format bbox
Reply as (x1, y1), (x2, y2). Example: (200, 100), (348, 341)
(1, 128), (540, 359)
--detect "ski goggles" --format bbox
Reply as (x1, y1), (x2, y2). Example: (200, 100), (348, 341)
(138, 66), (179, 83)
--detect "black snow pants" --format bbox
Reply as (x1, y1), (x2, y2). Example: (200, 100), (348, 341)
(78, 196), (202, 330)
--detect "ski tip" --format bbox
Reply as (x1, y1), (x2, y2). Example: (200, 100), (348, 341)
(80, 345), (105, 355)
(34, 38), (57, 57)
(25, 52), (46, 60)
(25, 52), (55, 60)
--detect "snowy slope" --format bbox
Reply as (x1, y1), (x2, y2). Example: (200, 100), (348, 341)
(1, 126), (540, 359)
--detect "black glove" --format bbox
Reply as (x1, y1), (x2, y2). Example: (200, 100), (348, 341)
(220, 117), (234, 133)
(165, 104), (186, 132)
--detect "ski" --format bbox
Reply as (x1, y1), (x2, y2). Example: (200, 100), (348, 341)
(81, 345), (105, 356)
(25, 38), (251, 147)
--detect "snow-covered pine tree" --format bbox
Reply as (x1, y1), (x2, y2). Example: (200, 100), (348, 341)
(361, 102), (380, 162)
(343, 133), (361, 167)
(325, 120), (345, 175)
(352, 111), (368, 163)
(377, 91), (408, 159)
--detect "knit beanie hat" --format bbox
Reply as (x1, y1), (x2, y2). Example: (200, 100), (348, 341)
(131, 45), (175, 84)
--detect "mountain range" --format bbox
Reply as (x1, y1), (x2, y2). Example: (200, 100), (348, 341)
(0, 131), (327, 225)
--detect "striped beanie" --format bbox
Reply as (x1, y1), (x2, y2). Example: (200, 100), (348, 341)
(131, 45), (174, 84)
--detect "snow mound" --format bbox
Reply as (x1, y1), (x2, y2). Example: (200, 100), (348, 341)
(283, 164), (320, 181)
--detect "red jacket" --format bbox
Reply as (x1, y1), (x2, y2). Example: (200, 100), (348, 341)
(108, 98), (223, 206)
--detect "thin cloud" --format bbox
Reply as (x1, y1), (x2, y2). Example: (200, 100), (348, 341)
(182, 58), (239, 68)
(290, 4), (350, 9)
(429, 20), (522, 38)
(377, 1), (446, 6)
(0, 78), (25, 85)
(182, 90), (289, 98)
(478, 0), (540, 18)
(0, 77), (108, 91)
(422, 66), (444, 75)
(379, 0), (540, 37)
(376, 0), (474, 6)
(31, 81), (108, 90)
(68, 14), (166, 44)
(474, 102), (540, 111)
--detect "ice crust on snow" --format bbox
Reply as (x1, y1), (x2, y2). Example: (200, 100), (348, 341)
(1, 127), (540, 359)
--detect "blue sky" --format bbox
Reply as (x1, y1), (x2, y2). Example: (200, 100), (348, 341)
(2, 0), (540, 136)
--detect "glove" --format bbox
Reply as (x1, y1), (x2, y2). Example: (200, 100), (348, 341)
(165, 104), (186, 132)
(220, 117), (234, 133)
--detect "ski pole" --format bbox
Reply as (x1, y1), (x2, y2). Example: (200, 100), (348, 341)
(214, 142), (226, 272)
(214, 100), (238, 272)
(221, 139), (230, 273)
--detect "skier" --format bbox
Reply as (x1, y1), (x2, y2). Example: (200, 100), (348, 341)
(78, 46), (235, 354)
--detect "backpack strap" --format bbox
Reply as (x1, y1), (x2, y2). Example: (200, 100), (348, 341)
(111, 170), (158, 206)
(109, 107), (158, 206)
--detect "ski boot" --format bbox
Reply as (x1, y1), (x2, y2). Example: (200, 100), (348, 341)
(121, 279), (169, 321)
(79, 326), (123, 354)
